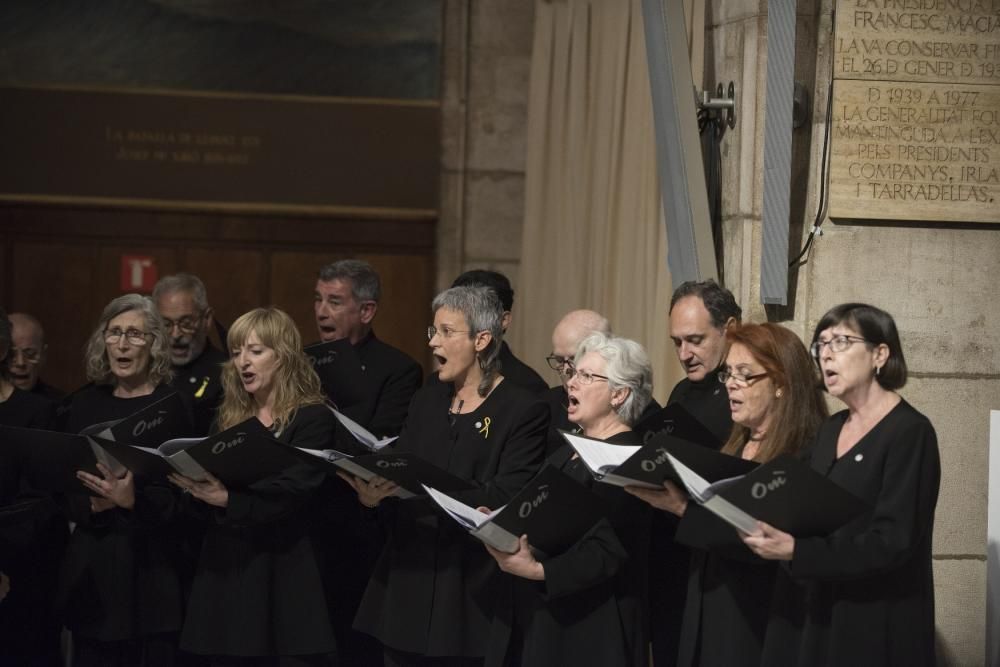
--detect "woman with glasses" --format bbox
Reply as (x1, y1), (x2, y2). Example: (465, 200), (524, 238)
(342, 285), (548, 666)
(627, 322), (827, 667)
(59, 293), (190, 666)
(481, 332), (653, 667)
(743, 304), (940, 667)
(83, 307), (341, 665)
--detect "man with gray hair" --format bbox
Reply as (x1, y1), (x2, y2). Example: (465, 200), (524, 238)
(313, 259), (422, 437)
(8, 312), (64, 401)
(312, 259), (422, 666)
(152, 272), (227, 436)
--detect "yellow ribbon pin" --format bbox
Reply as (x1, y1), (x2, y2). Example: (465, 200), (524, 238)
(194, 376), (210, 398)
(478, 417), (491, 439)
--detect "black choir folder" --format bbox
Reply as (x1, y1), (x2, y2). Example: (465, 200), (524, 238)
(79, 391), (196, 474)
(304, 339), (367, 408)
(632, 402), (722, 448)
(671, 453), (869, 537)
(562, 430), (756, 490)
(423, 465), (605, 555)
(90, 418), (308, 487)
(2, 426), (101, 494)
(295, 448), (475, 499)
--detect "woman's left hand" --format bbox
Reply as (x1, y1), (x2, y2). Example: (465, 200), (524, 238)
(169, 472), (229, 508)
(77, 462), (135, 510)
(742, 521), (795, 560)
(624, 480), (689, 516)
(485, 534), (545, 581)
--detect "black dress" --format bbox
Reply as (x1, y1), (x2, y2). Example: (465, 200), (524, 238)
(648, 375), (733, 667)
(762, 400), (940, 666)
(166, 403), (339, 659)
(59, 383), (190, 666)
(0, 388), (66, 667)
(673, 458), (776, 667)
(486, 431), (650, 667)
(353, 377), (548, 659)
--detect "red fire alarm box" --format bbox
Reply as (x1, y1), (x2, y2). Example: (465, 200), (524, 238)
(121, 255), (158, 293)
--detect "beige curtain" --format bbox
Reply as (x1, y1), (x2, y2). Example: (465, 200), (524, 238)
(510, 0), (703, 404)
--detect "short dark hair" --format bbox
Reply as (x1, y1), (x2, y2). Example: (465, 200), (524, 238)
(452, 270), (514, 312)
(812, 303), (907, 390)
(318, 259), (381, 303)
(669, 280), (742, 328)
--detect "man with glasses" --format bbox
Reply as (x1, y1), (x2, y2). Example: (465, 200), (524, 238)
(153, 273), (226, 436)
(540, 309), (612, 453)
(645, 278), (742, 667)
(8, 312), (64, 401)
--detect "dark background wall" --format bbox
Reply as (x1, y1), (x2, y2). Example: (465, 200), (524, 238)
(0, 0), (443, 392)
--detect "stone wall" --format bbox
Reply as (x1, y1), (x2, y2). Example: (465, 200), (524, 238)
(707, 0), (996, 664)
(438, 0), (535, 292)
(439, 0), (996, 660)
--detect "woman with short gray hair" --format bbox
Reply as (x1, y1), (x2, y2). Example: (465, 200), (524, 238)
(574, 332), (654, 427)
(482, 332), (653, 666)
(343, 284), (549, 665)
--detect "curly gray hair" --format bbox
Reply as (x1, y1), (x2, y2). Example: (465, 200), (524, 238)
(84, 294), (173, 387)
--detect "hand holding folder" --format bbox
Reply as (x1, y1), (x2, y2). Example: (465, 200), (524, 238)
(669, 453), (869, 538)
(561, 430), (757, 490)
(423, 465), (605, 556)
(318, 451), (475, 499)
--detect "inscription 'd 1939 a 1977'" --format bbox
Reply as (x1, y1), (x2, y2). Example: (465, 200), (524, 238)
(828, 0), (1000, 223)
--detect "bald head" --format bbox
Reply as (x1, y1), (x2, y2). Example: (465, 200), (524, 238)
(9, 312), (47, 391)
(552, 310), (612, 358)
(550, 310), (610, 387)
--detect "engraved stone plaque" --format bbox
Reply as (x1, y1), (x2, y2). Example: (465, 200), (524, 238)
(829, 1), (1000, 223)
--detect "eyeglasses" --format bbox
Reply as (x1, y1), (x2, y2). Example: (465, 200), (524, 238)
(104, 328), (152, 346)
(717, 370), (769, 386)
(162, 312), (203, 335)
(810, 335), (868, 359)
(545, 354), (574, 373)
(427, 325), (471, 340)
(10, 347), (41, 364)
(567, 368), (609, 385)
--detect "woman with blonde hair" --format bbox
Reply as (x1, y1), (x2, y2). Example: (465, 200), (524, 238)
(88, 307), (339, 665)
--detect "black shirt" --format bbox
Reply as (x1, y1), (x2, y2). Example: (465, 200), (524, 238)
(169, 344), (227, 437)
(498, 342), (548, 394)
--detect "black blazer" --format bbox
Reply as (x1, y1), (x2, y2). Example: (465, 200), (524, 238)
(486, 430), (650, 667)
(354, 377), (548, 658)
(333, 331), (422, 440)
(763, 400), (940, 667)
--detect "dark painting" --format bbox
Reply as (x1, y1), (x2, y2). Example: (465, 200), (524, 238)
(0, 0), (442, 99)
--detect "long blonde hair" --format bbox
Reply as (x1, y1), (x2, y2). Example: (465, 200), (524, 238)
(217, 307), (325, 433)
